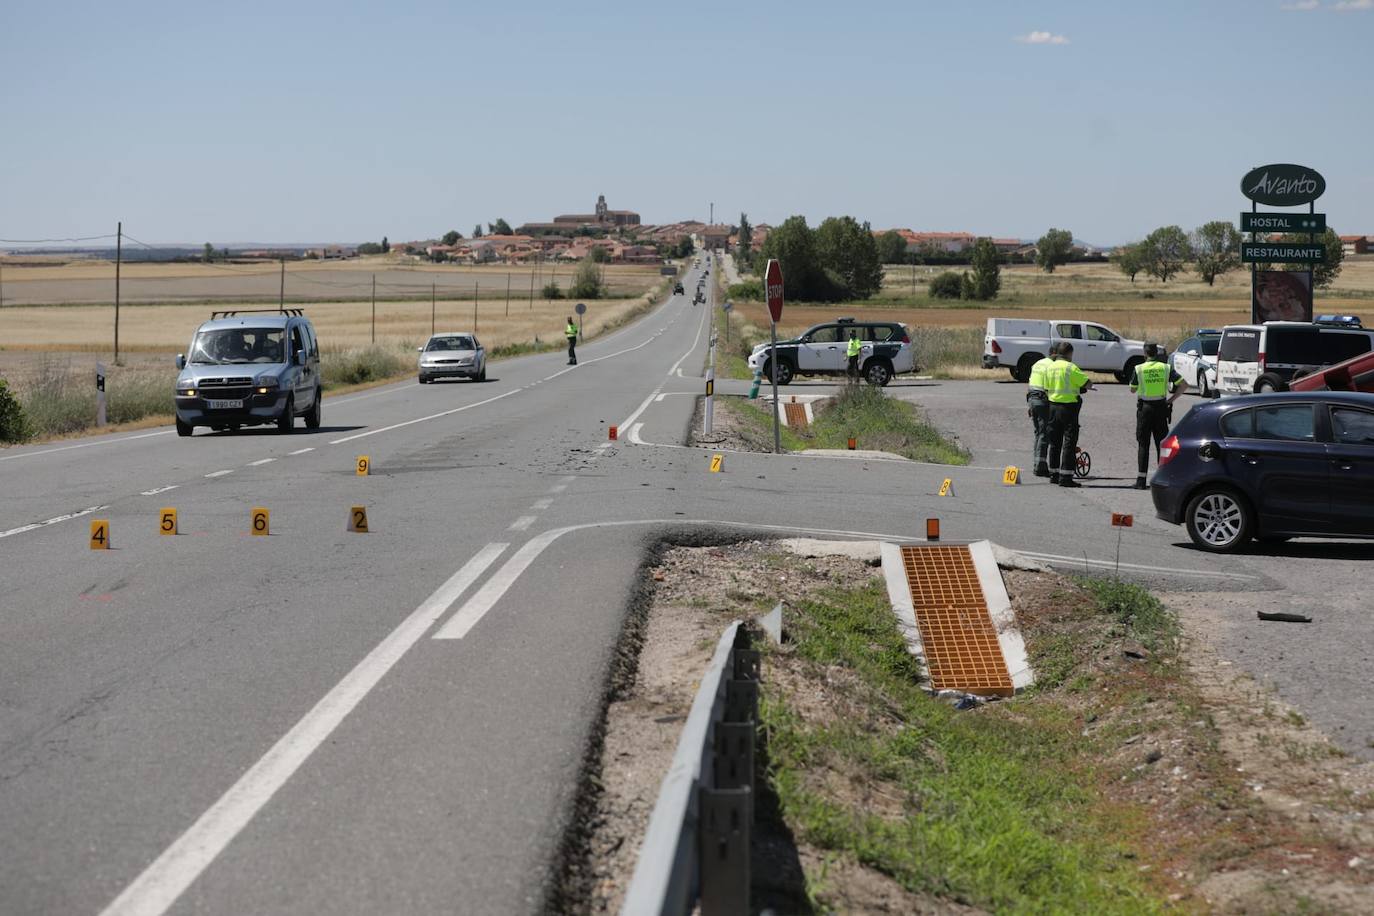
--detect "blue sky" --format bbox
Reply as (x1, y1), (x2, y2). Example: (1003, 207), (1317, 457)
(2, 0), (1371, 246)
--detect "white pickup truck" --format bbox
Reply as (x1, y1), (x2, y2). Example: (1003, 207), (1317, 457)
(982, 318), (1147, 383)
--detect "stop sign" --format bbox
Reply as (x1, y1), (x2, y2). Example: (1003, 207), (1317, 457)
(764, 258), (784, 323)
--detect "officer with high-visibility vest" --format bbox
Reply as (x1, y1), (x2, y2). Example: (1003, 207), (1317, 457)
(565, 317), (579, 365)
(1027, 342), (1062, 477)
(1043, 342), (1093, 488)
(846, 330), (863, 382)
(1130, 342), (1187, 489)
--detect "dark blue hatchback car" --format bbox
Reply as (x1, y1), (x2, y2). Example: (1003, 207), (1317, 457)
(1151, 392), (1374, 552)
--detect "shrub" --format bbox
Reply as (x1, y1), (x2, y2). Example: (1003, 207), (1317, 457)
(570, 258), (603, 299)
(727, 280), (763, 300)
(0, 378), (32, 442)
(542, 281), (564, 300)
(320, 345), (405, 387)
(928, 271), (964, 299)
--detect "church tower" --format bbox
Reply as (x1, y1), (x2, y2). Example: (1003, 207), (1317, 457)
(595, 195), (608, 223)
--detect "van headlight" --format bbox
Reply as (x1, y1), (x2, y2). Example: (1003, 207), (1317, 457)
(255, 376), (280, 395)
(177, 386), (196, 397)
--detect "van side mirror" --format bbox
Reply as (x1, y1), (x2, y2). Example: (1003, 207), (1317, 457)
(293, 346), (305, 366)
(176, 354), (186, 370)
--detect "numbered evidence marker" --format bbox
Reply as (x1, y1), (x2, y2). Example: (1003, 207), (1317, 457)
(708, 453), (724, 474)
(159, 508), (178, 535)
(348, 505), (370, 533)
(356, 455), (370, 476)
(1001, 466), (1021, 486)
(937, 478), (954, 497)
(90, 519), (110, 550)
(251, 507), (270, 536)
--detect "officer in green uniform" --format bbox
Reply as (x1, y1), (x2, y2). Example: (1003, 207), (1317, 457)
(1043, 343), (1092, 488)
(1130, 342), (1187, 489)
(846, 330), (863, 382)
(565, 317), (578, 365)
(1027, 342), (1061, 476)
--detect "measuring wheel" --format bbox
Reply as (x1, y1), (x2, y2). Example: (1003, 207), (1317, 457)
(1074, 448), (1091, 479)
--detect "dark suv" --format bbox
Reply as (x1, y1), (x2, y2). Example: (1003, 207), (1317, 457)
(745, 318), (917, 386)
(1151, 392), (1374, 552)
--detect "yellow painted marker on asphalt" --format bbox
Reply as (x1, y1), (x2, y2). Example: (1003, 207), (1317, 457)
(90, 519), (110, 550)
(159, 508), (178, 535)
(1002, 466), (1020, 486)
(251, 508), (270, 536)
(937, 478), (954, 497)
(356, 455), (370, 476)
(709, 453), (724, 473)
(349, 505), (369, 533)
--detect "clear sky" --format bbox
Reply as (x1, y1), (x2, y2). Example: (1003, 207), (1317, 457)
(2, 0), (1371, 247)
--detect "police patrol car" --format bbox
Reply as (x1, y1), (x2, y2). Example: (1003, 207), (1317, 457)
(746, 317), (918, 386)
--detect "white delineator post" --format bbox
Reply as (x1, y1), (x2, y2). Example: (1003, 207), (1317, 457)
(95, 362), (107, 427)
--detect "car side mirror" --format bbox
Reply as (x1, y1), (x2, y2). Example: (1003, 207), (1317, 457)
(1187, 349), (1199, 357)
(176, 354), (186, 370)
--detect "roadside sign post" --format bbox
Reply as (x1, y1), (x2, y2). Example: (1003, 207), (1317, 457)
(1240, 163), (1326, 323)
(575, 301), (586, 342)
(95, 362), (107, 427)
(765, 259), (784, 454)
(722, 300), (732, 345)
(704, 272), (716, 437)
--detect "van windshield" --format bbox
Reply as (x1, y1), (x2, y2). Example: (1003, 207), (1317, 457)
(1218, 330), (1260, 363)
(1267, 329), (1372, 365)
(190, 328), (285, 365)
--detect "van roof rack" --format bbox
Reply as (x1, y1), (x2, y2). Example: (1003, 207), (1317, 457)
(210, 307), (305, 319)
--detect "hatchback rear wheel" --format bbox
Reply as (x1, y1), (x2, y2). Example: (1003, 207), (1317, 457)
(1184, 487), (1253, 552)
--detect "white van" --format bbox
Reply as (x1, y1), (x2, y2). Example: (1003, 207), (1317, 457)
(1214, 322), (1374, 395)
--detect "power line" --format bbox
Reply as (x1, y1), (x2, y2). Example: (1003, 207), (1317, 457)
(0, 234), (117, 244)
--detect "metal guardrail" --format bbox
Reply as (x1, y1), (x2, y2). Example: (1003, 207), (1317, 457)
(620, 621), (759, 916)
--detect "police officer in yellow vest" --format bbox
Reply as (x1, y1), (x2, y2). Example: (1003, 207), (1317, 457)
(846, 330), (863, 382)
(1027, 342), (1061, 477)
(1043, 342), (1092, 488)
(1130, 343), (1187, 489)
(565, 317), (579, 365)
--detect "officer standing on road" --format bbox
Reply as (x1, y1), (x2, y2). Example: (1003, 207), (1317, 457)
(846, 329), (863, 383)
(565, 316), (578, 365)
(1130, 342), (1187, 490)
(1027, 343), (1060, 477)
(1043, 342), (1092, 488)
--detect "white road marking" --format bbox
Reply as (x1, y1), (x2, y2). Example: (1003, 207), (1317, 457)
(204, 470), (234, 478)
(247, 458), (276, 467)
(0, 505), (108, 540)
(328, 389), (520, 445)
(97, 542), (509, 916)
(0, 429), (174, 463)
(548, 485), (567, 494)
(508, 515), (537, 531)
(615, 301), (710, 435)
(288, 447), (315, 456)
(1016, 550), (1246, 580)
(531, 499), (553, 510)
(140, 486), (179, 497)
(560, 475), (576, 483)
(628, 423), (646, 445)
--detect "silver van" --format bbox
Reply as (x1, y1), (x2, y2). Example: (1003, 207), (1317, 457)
(1215, 321), (1374, 396)
(174, 308), (322, 436)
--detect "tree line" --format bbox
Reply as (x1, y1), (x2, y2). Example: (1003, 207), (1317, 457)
(1110, 223), (1343, 288)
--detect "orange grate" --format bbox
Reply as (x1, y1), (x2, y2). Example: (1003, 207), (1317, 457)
(783, 402), (809, 430)
(901, 545), (1013, 698)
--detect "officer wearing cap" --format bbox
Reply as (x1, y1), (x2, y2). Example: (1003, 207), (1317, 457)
(1130, 342), (1187, 490)
(1027, 342), (1061, 477)
(1043, 342), (1092, 488)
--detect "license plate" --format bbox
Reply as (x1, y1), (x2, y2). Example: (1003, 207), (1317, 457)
(206, 399), (243, 410)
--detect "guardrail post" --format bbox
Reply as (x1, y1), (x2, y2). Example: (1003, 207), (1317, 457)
(698, 785), (750, 916)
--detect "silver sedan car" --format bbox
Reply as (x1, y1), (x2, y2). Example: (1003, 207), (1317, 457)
(418, 333), (486, 383)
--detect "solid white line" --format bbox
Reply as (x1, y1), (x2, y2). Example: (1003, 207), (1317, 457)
(0, 505), (108, 540)
(433, 533), (559, 639)
(140, 486), (179, 497)
(328, 389), (520, 445)
(0, 429), (174, 463)
(204, 470), (233, 479)
(1017, 550), (1243, 579)
(97, 542), (509, 916)
(288, 447), (315, 456)
(508, 515), (537, 531)
(530, 499), (553, 510)
(248, 458), (276, 467)
(628, 423), (646, 445)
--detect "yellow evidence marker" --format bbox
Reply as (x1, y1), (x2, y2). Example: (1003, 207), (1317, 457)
(251, 508), (270, 536)
(90, 519), (110, 550)
(937, 478), (954, 497)
(159, 508), (178, 535)
(356, 455), (370, 476)
(349, 506), (370, 533)
(1002, 466), (1021, 486)
(709, 453), (724, 473)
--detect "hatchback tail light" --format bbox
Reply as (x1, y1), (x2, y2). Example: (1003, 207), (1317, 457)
(1158, 434), (1180, 466)
(902, 331), (911, 344)
(1258, 350), (1266, 372)
(990, 339), (1002, 354)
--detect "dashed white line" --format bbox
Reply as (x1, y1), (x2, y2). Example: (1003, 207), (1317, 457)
(248, 458), (276, 467)
(288, 448), (315, 456)
(0, 505), (108, 540)
(140, 486), (179, 497)
(530, 499), (553, 510)
(0, 429), (175, 463)
(328, 389), (520, 445)
(508, 515), (537, 532)
(97, 542), (509, 916)
(204, 470), (234, 479)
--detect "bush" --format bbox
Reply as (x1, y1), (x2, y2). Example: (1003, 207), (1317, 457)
(0, 378), (31, 442)
(542, 281), (564, 300)
(928, 271), (964, 299)
(320, 345), (405, 387)
(570, 258), (603, 299)
(727, 280), (763, 300)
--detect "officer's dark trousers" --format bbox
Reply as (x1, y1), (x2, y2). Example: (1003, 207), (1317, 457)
(847, 355), (859, 380)
(1136, 400), (1170, 475)
(567, 337), (577, 363)
(1027, 391), (1049, 469)
(1045, 400), (1081, 475)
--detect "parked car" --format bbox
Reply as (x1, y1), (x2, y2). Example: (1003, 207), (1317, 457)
(746, 317), (918, 387)
(1151, 391), (1374, 552)
(1214, 321), (1374, 396)
(1169, 329), (1221, 398)
(174, 308), (321, 437)
(982, 318), (1146, 382)
(418, 332), (486, 383)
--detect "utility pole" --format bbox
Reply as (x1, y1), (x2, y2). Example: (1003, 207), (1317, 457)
(279, 259), (285, 310)
(431, 282), (436, 335)
(529, 270), (535, 310)
(505, 272), (511, 317)
(473, 280), (479, 333)
(371, 274), (376, 343)
(114, 221), (122, 365)
(709, 202), (714, 226)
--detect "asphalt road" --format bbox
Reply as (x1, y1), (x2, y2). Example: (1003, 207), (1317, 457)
(3, 263), (1372, 915)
